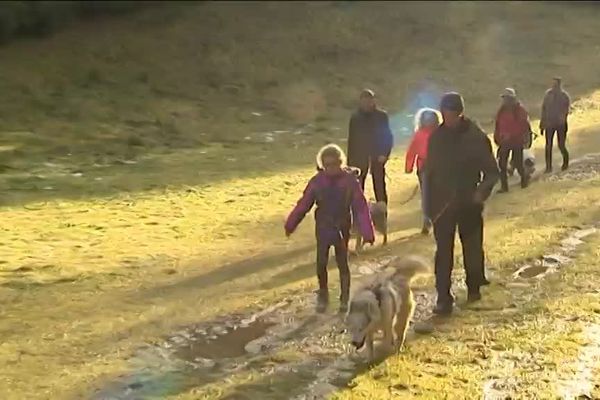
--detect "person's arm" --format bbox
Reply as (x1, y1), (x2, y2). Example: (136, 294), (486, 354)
(474, 134), (500, 203)
(521, 108), (533, 147)
(284, 178), (316, 235)
(424, 135), (437, 215)
(404, 133), (418, 173)
(564, 91), (572, 119)
(377, 112), (394, 160)
(349, 178), (375, 243)
(540, 92), (549, 131)
(347, 114), (358, 167)
(493, 112), (501, 146)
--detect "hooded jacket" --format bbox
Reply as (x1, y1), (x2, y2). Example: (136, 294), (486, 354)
(285, 169), (375, 244)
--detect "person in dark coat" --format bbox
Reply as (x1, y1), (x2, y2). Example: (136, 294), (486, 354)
(347, 89), (394, 204)
(540, 77), (571, 172)
(425, 92), (499, 315)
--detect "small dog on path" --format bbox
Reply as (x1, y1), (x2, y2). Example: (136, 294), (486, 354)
(345, 255), (429, 361)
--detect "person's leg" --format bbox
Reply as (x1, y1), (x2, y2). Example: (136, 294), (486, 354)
(358, 165), (368, 192)
(315, 236), (331, 313)
(512, 146), (527, 188)
(432, 209), (457, 314)
(545, 128), (557, 173)
(334, 229), (351, 313)
(481, 250), (490, 285)
(370, 160), (388, 204)
(497, 145), (510, 192)
(458, 204), (485, 302)
(417, 170), (431, 234)
(557, 122), (570, 170)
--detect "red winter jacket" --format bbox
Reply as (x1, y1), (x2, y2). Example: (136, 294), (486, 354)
(405, 126), (435, 173)
(494, 103), (530, 147)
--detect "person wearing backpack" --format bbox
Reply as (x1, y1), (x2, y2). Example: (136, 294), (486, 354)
(494, 88), (532, 193)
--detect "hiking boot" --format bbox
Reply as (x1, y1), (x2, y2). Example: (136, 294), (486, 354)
(467, 290), (482, 303)
(316, 290), (329, 313)
(433, 300), (453, 316)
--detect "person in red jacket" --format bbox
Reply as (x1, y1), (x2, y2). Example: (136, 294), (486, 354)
(405, 108), (441, 234)
(494, 88), (532, 193)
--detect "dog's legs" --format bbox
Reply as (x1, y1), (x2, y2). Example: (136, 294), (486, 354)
(366, 331), (375, 361)
(355, 236), (363, 254)
(395, 292), (415, 351)
(382, 316), (395, 351)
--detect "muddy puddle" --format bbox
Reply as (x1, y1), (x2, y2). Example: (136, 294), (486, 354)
(175, 318), (275, 361)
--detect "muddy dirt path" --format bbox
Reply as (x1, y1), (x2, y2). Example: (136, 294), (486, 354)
(91, 154), (600, 400)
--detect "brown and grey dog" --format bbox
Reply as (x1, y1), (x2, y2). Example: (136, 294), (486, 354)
(353, 201), (388, 253)
(344, 255), (429, 361)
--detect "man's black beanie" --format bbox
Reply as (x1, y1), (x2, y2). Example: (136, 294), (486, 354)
(440, 92), (465, 114)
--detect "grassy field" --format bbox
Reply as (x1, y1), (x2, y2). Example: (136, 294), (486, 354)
(2, 1), (600, 399)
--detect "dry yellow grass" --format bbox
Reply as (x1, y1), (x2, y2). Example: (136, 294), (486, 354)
(2, 2), (600, 399)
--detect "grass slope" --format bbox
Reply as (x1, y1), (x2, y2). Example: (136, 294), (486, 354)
(1, 1), (600, 398)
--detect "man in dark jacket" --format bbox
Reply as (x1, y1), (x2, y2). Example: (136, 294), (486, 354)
(425, 92), (499, 315)
(540, 77), (571, 172)
(347, 89), (394, 203)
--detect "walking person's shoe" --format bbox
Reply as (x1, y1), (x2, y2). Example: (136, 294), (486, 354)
(433, 302), (453, 316)
(315, 289), (329, 313)
(433, 296), (454, 316)
(544, 167), (552, 174)
(481, 277), (491, 286)
(561, 163), (569, 171)
(497, 187), (509, 194)
(520, 174), (530, 189)
(467, 289), (482, 303)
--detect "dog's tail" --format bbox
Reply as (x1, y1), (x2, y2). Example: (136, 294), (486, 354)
(387, 255), (429, 284)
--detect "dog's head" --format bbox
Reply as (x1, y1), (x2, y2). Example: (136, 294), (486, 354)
(345, 291), (381, 349)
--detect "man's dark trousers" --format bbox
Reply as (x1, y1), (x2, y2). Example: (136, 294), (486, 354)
(544, 122), (569, 171)
(357, 159), (387, 204)
(433, 203), (485, 304)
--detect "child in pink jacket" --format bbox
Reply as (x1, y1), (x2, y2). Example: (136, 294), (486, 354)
(285, 144), (374, 313)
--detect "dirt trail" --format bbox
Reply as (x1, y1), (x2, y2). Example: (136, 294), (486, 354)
(90, 153), (600, 400)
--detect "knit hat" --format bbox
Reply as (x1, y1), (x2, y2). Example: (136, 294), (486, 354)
(500, 87), (517, 98)
(360, 88), (375, 98)
(440, 92), (464, 113)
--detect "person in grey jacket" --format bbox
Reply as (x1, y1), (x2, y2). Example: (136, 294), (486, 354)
(540, 77), (571, 172)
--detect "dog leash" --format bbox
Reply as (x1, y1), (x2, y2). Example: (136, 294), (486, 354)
(428, 196), (455, 226)
(398, 184), (419, 206)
